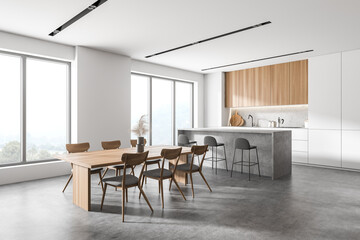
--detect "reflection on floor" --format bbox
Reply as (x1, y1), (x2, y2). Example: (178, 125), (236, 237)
(0, 165), (360, 240)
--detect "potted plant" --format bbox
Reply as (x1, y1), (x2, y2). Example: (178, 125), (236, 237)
(131, 115), (149, 152)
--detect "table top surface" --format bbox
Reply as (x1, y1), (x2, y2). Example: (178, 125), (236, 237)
(56, 145), (192, 168)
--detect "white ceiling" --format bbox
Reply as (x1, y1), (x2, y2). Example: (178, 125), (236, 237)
(1, 0), (360, 73)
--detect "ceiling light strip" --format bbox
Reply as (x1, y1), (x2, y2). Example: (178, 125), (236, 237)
(49, 0), (108, 36)
(201, 49), (314, 71)
(145, 21), (272, 58)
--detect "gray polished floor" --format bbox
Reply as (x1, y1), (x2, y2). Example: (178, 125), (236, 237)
(1, 165), (360, 240)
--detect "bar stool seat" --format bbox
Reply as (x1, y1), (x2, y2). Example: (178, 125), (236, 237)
(231, 138), (261, 181)
(203, 136), (228, 174)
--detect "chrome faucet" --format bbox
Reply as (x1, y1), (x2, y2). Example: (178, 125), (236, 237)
(248, 115), (254, 127)
(278, 117), (284, 127)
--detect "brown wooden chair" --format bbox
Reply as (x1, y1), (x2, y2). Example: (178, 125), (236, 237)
(99, 140), (134, 184)
(140, 147), (186, 208)
(170, 145), (212, 198)
(62, 142), (104, 192)
(130, 139), (161, 183)
(100, 151), (153, 222)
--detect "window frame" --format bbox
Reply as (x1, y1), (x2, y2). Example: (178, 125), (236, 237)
(131, 72), (194, 145)
(0, 49), (71, 167)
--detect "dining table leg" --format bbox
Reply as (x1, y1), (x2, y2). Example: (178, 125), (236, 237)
(170, 154), (188, 185)
(72, 164), (91, 211)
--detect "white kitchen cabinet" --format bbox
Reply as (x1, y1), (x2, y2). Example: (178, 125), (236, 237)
(308, 53), (341, 130)
(292, 129), (308, 140)
(342, 130), (360, 169)
(308, 129), (341, 167)
(292, 140), (308, 152)
(292, 151), (308, 164)
(342, 49), (360, 130)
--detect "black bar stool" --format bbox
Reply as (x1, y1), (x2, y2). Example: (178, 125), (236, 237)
(203, 136), (228, 174)
(231, 138), (261, 180)
(178, 134), (200, 165)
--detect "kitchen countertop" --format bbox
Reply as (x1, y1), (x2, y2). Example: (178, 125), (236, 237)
(179, 126), (304, 134)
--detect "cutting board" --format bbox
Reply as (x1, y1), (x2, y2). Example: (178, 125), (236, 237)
(229, 111), (244, 126)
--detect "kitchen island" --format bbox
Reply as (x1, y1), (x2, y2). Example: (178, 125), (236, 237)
(178, 127), (292, 180)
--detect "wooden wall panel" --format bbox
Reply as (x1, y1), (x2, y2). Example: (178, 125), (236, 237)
(271, 63), (290, 105)
(254, 66), (271, 106)
(290, 60), (308, 104)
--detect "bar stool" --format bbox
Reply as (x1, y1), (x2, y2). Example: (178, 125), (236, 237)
(203, 136), (228, 174)
(231, 138), (261, 181)
(178, 134), (200, 165)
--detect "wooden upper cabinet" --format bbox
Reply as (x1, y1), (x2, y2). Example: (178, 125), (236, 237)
(290, 60), (308, 104)
(225, 60), (308, 108)
(271, 63), (290, 105)
(254, 66), (271, 106)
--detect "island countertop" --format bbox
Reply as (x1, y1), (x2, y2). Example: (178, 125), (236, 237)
(179, 126), (293, 134)
(178, 127), (292, 180)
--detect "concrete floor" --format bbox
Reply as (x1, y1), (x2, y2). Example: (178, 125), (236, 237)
(1, 165), (360, 240)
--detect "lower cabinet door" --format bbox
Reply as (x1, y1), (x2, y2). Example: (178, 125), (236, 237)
(309, 129), (341, 167)
(292, 151), (308, 163)
(342, 130), (360, 169)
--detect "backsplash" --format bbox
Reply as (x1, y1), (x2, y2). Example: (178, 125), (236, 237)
(227, 105), (308, 127)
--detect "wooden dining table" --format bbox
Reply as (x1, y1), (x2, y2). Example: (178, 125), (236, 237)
(56, 145), (192, 211)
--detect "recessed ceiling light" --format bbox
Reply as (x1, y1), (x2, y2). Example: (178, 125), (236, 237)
(201, 50), (314, 71)
(145, 21), (272, 58)
(49, 0), (108, 37)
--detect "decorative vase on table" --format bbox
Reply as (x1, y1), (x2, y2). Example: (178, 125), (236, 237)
(136, 136), (144, 153)
(131, 115), (149, 153)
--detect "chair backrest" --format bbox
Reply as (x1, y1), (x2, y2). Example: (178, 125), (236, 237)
(178, 134), (190, 146)
(130, 138), (147, 147)
(234, 138), (251, 150)
(66, 142), (90, 153)
(204, 136), (218, 146)
(122, 151), (149, 167)
(190, 145), (208, 169)
(121, 151), (149, 185)
(101, 140), (121, 150)
(159, 148), (182, 178)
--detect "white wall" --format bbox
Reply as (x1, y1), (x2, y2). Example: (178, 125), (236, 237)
(204, 72), (224, 127)
(0, 31), (75, 60)
(0, 161), (71, 185)
(75, 46), (131, 150)
(132, 60), (204, 127)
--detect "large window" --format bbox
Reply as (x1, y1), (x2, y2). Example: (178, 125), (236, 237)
(131, 74), (193, 145)
(0, 51), (70, 166)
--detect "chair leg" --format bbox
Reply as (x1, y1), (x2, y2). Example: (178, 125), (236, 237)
(256, 148), (261, 177)
(215, 146), (218, 175)
(189, 173), (194, 198)
(231, 150), (236, 177)
(248, 150), (251, 181)
(126, 188), (128, 202)
(62, 173), (73, 192)
(211, 147), (214, 169)
(99, 168), (109, 185)
(145, 164), (148, 184)
(160, 180), (164, 209)
(158, 180), (161, 193)
(169, 178), (173, 190)
(139, 175), (145, 199)
(100, 183), (107, 210)
(138, 185), (153, 212)
(241, 150), (244, 174)
(172, 177), (186, 201)
(115, 169), (119, 191)
(223, 145), (228, 171)
(199, 171), (212, 192)
(122, 187), (125, 222)
(98, 172), (104, 192)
